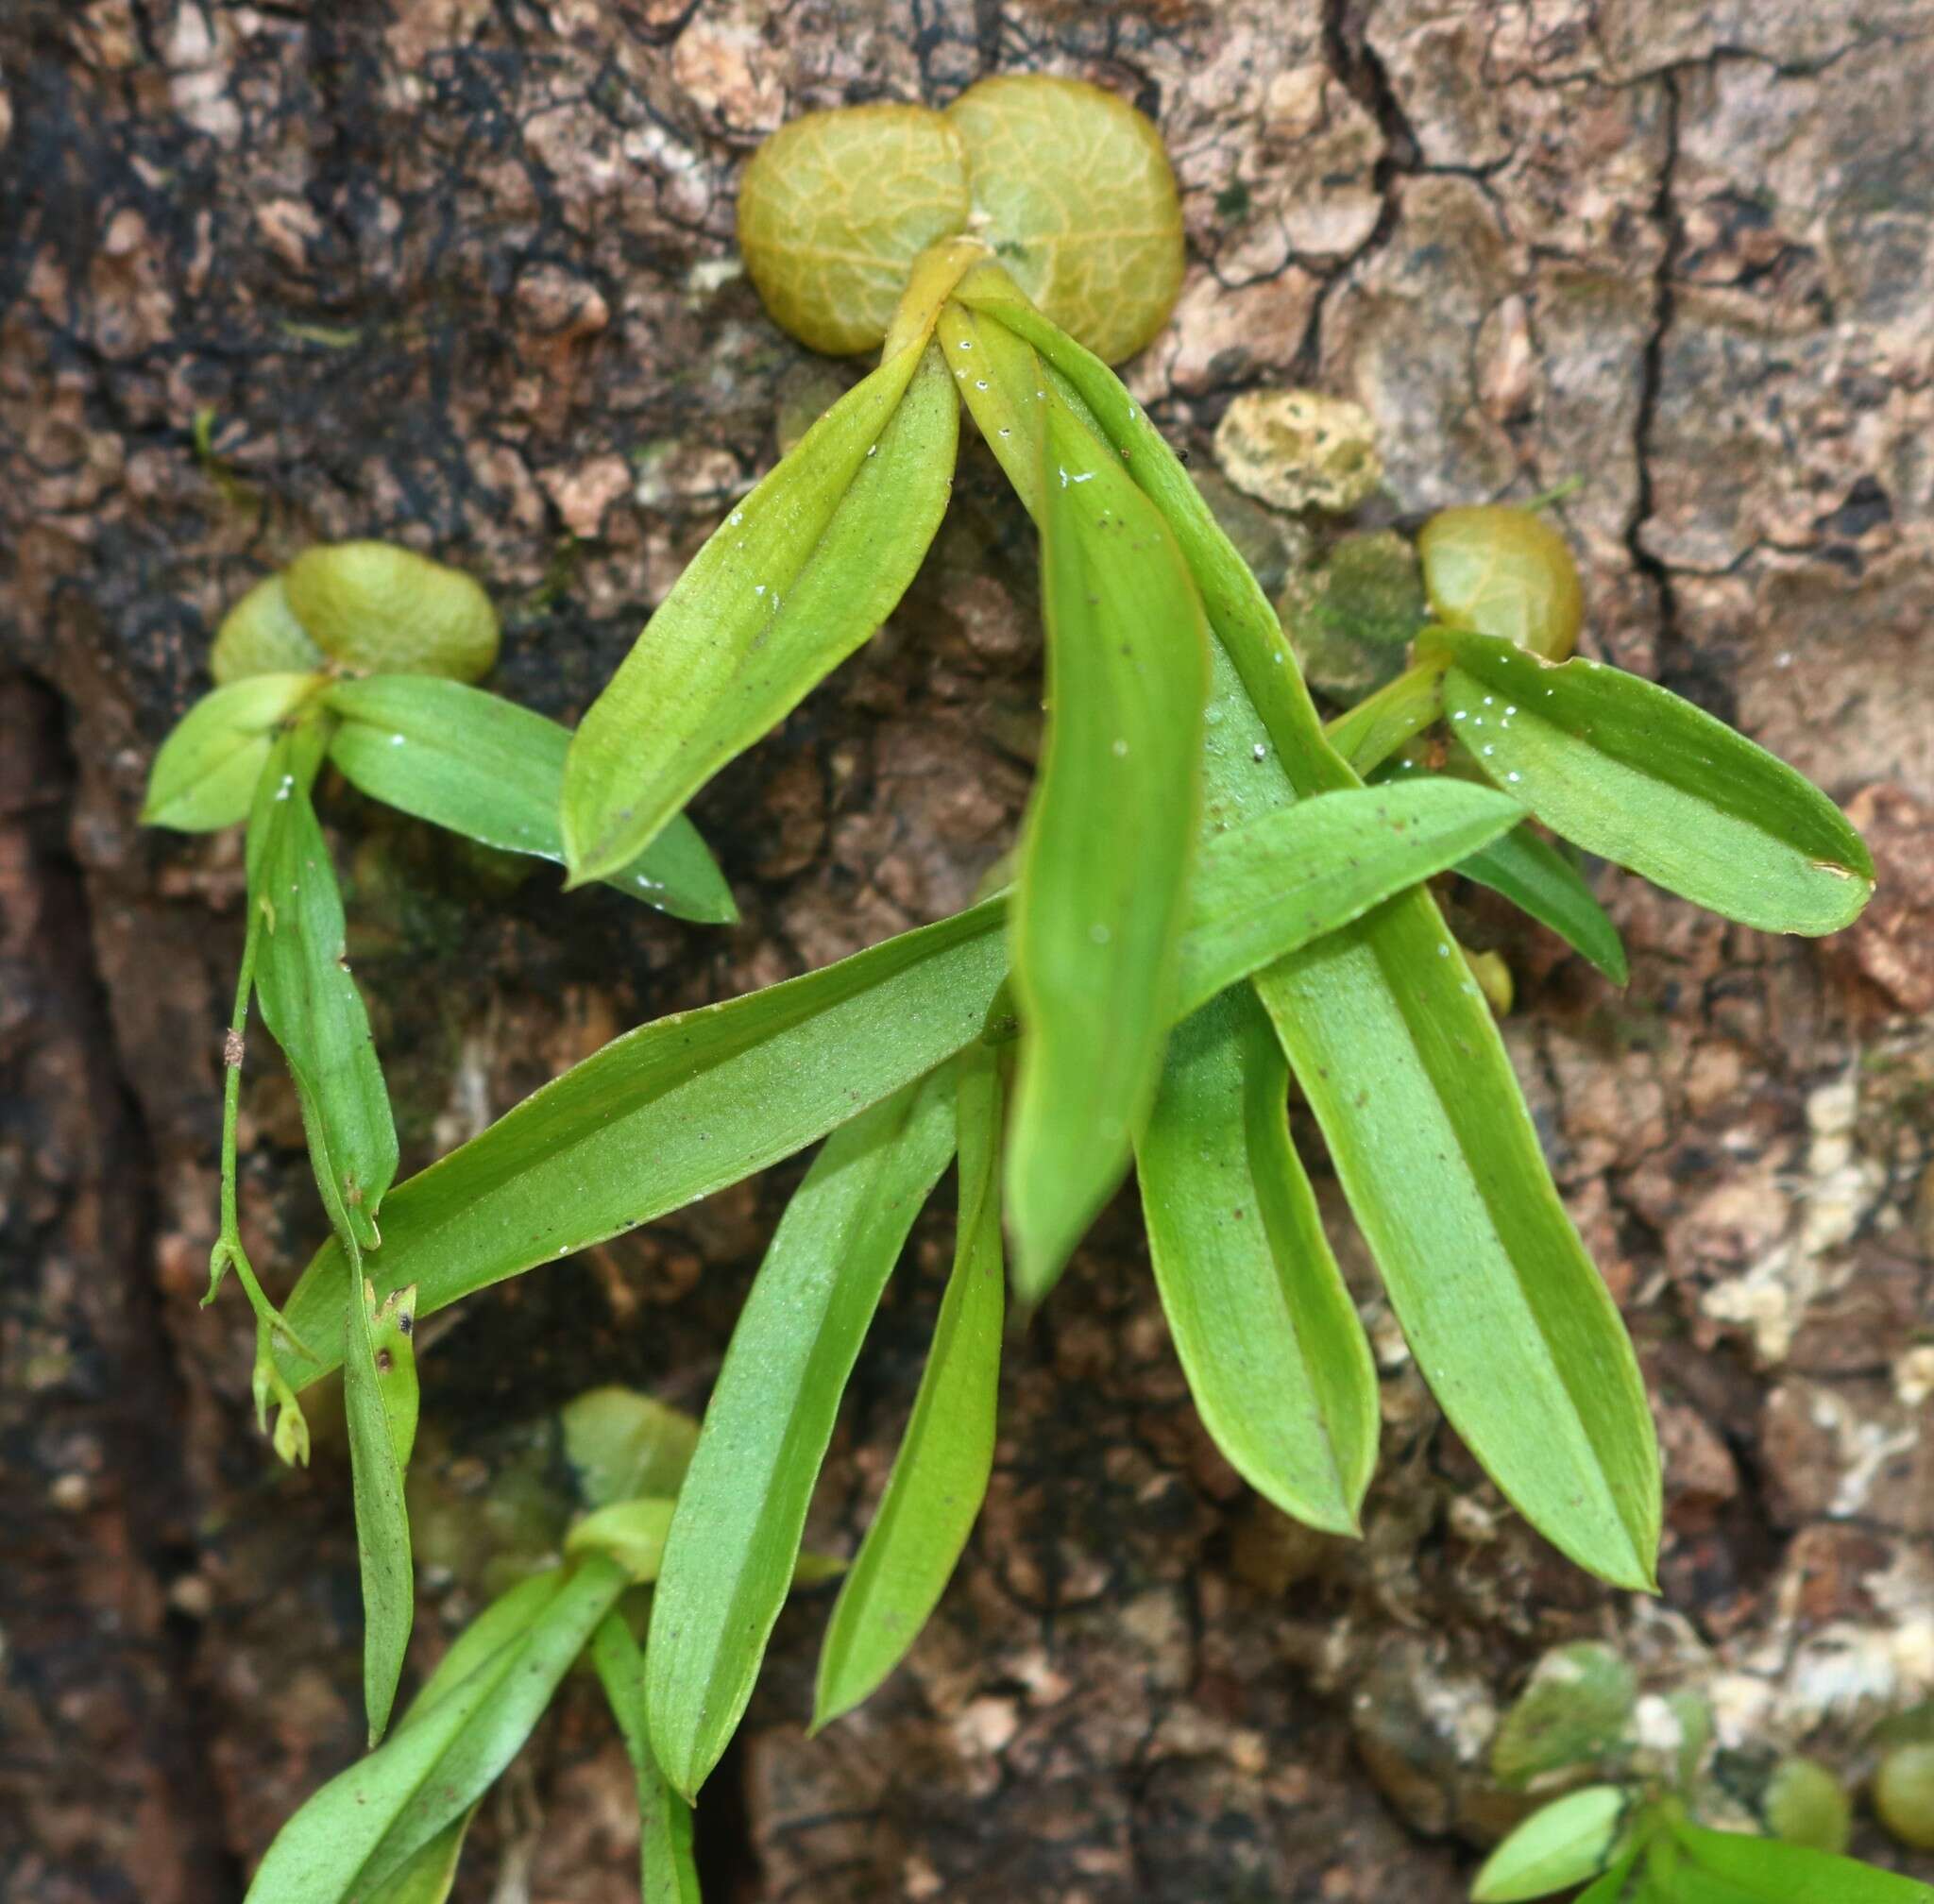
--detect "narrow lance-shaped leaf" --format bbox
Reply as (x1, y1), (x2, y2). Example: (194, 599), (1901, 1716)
(269, 771), (1523, 1398)
(1171, 778), (1524, 1017)
(1472, 1786), (1629, 1903)
(342, 1247), (414, 1742)
(244, 1559), (629, 1904)
(1004, 395), (1209, 1300)
(273, 900), (1009, 1389)
(964, 281), (1662, 1590)
(143, 672), (321, 832)
(247, 731), (399, 1254)
(563, 336), (959, 884)
(1321, 654), (1448, 779)
(647, 1067), (958, 1800)
(325, 675), (736, 924)
(1460, 821), (1628, 983)
(361, 1815), (472, 1904)
(1137, 987), (1378, 1534)
(814, 1038), (1006, 1729)
(1429, 623), (1873, 934)
(365, 1281), (420, 1470)
(591, 1616), (703, 1904)
(1670, 1819), (1934, 1904)
(1376, 753), (1627, 983)
(247, 736), (414, 1739)
(1573, 1844), (1646, 1904)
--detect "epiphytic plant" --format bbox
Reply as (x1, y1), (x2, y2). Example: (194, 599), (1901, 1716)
(178, 74), (1879, 1896)
(144, 543), (733, 1743)
(1469, 1644), (1930, 1900)
(244, 1386), (835, 1904)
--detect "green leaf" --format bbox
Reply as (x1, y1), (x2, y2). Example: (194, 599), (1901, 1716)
(647, 1068), (958, 1799)
(562, 337), (959, 884)
(342, 1261), (414, 1743)
(1473, 1786), (1628, 1902)
(246, 734), (413, 1739)
(1457, 816), (1628, 984)
(1004, 397), (1209, 1301)
(1492, 1642), (1639, 1787)
(1173, 779), (1526, 1018)
(566, 1498), (678, 1583)
(1665, 1869), (1772, 1904)
(407, 1569), (566, 1717)
(362, 1813), (472, 1904)
(244, 1559), (628, 1904)
(143, 673), (320, 831)
(965, 287), (1661, 1590)
(1253, 911), (1660, 1590)
(1430, 626), (1873, 935)
(1671, 1820), (1934, 1903)
(325, 675), (735, 924)
(591, 1615), (704, 1904)
(264, 766), (1516, 1394)
(365, 1281), (420, 1470)
(274, 898), (1009, 1389)
(1322, 655), (1448, 777)
(1573, 1844), (1645, 1904)
(1137, 988), (1378, 1534)
(814, 1042), (1005, 1729)
(247, 735), (399, 1254)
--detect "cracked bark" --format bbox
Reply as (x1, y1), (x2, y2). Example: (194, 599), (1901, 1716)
(2, 3), (1930, 1900)
(0, 672), (240, 1904)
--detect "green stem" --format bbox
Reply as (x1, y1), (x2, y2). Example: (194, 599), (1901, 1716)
(1321, 651), (1450, 775)
(1522, 473), (1583, 512)
(207, 899), (315, 1356)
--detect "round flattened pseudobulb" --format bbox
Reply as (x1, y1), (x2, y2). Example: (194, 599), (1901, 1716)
(1418, 505), (1585, 661)
(738, 104), (971, 357)
(211, 573), (328, 684)
(282, 541), (500, 682)
(945, 74), (1183, 366)
(1876, 1744), (1934, 1851)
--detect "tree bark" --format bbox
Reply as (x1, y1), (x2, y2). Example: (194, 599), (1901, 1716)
(2, 3), (1930, 1898)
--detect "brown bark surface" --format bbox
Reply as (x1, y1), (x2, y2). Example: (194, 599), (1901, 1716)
(2, 3), (1931, 1899)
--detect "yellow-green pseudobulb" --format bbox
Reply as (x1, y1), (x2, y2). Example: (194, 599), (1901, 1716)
(943, 76), (1183, 368)
(213, 545), (500, 685)
(738, 104), (971, 357)
(737, 76), (1183, 366)
(212, 574), (327, 684)
(1418, 505), (1585, 661)
(283, 542), (499, 682)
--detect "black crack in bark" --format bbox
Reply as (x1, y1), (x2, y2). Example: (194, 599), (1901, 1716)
(1298, 0), (1420, 382)
(1623, 65), (1732, 720)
